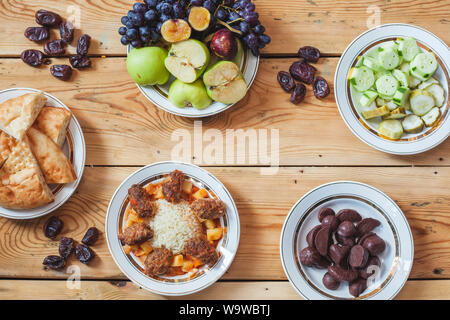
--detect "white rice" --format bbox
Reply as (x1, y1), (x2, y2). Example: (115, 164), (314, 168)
(150, 199), (202, 254)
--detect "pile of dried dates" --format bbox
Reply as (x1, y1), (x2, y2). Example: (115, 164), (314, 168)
(21, 9), (93, 81)
(277, 46), (330, 105)
(299, 207), (386, 298)
(42, 215), (100, 270)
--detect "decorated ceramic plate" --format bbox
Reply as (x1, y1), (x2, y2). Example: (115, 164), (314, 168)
(280, 181), (414, 300)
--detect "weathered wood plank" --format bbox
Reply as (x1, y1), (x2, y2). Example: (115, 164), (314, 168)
(0, 0), (449, 56)
(0, 166), (448, 280)
(0, 279), (448, 300)
(0, 57), (448, 166)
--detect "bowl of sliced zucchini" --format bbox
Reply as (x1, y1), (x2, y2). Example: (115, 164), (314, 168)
(335, 24), (450, 155)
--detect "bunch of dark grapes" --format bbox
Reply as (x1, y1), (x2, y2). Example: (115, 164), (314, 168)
(118, 0), (188, 48)
(118, 0), (270, 56)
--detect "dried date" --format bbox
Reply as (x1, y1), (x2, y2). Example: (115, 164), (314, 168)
(50, 65), (73, 81)
(43, 255), (65, 270)
(59, 237), (75, 260)
(75, 244), (95, 264)
(60, 21), (75, 44)
(43, 216), (64, 239)
(24, 27), (49, 42)
(82, 227), (99, 246)
(289, 61), (316, 84)
(298, 46), (321, 63)
(69, 55), (92, 69)
(36, 9), (62, 27)
(313, 76), (330, 99)
(21, 49), (45, 67)
(77, 34), (91, 56)
(290, 83), (306, 105)
(44, 39), (66, 56)
(277, 71), (295, 93)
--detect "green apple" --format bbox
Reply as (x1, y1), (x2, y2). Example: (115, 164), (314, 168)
(127, 46), (170, 86)
(203, 61), (247, 104)
(165, 39), (210, 83)
(169, 79), (212, 110)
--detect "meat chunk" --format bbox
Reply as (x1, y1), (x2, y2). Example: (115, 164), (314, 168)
(128, 184), (155, 218)
(190, 198), (227, 220)
(184, 237), (219, 266)
(162, 170), (185, 203)
(144, 247), (173, 276)
(118, 223), (153, 246)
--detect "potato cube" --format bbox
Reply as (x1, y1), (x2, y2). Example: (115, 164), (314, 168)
(204, 219), (216, 229)
(182, 260), (194, 272)
(182, 181), (193, 194)
(207, 228), (223, 241)
(140, 242), (153, 256)
(193, 188), (208, 199)
(145, 183), (156, 194)
(154, 186), (164, 199)
(172, 254), (184, 267)
(192, 257), (203, 268)
(123, 245), (132, 254)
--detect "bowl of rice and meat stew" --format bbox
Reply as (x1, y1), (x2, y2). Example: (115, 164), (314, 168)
(106, 162), (240, 296)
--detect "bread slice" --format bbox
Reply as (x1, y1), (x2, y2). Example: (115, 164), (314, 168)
(0, 92), (46, 140)
(27, 127), (77, 184)
(34, 106), (72, 147)
(0, 136), (54, 209)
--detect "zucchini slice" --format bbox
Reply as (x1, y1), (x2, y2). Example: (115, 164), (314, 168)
(362, 105), (390, 120)
(360, 90), (379, 107)
(378, 47), (400, 70)
(418, 77), (439, 90)
(386, 100), (398, 111)
(422, 107), (441, 127)
(376, 74), (399, 99)
(398, 37), (421, 62)
(379, 119), (404, 139)
(425, 84), (445, 107)
(410, 89), (435, 116)
(350, 66), (375, 92)
(393, 87), (411, 106)
(393, 69), (409, 88)
(383, 107), (406, 120)
(410, 52), (438, 81)
(402, 114), (424, 133)
(362, 56), (382, 72)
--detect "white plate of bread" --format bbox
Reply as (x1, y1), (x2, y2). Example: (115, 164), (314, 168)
(0, 88), (85, 219)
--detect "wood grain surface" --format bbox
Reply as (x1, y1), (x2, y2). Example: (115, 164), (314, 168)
(0, 279), (448, 300)
(0, 57), (449, 167)
(0, 167), (449, 280)
(0, 0), (449, 56)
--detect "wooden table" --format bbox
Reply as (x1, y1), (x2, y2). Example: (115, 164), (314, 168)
(0, 0), (449, 300)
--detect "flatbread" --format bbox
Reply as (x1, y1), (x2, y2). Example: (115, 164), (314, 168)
(0, 92), (46, 140)
(27, 127), (77, 184)
(34, 106), (72, 147)
(0, 136), (54, 209)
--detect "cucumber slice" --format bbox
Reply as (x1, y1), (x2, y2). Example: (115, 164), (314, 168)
(362, 56), (383, 72)
(409, 74), (422, 88)
(410, 52), (438, 80)
(362, 105), (390, 119)
(401, 62), (421, 88)
(400, 62), (410, 74)
(424, 84), (445, 107)
(386, 100), (398, 111)
(383, 107), (406, 120)
(378, 47), (400, 70)
(359, 101), (377, 114)
(360, 90), (379, 107)
(376, 97), (386, 107)
(402, 114), (424, 133)
(350, 66), (375, 92)
(398, 37), (421, 62)
(422, 107), (441, 127)
(393, 87), (410, 106)
(410, 89), (435, 116)
(393, 69), (409, 88)
(376, 74), (399, 98)
(418, 77), (439, 90)
(379, 120), (404, 139)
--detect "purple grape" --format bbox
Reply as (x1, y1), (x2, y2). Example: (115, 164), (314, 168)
(139, 25), (151, 37)
(244, 12), (258, 26)
(126, 28), (138, 40)
(216, 8), (229, 20)
(159, 14), (170, 22)
(239, 21), (249, 33)
(259, 34), (271, 44)
(131, 39), (142, 48)
(254, 24), (265, 34)
(121, 16), (129, 26)
(245, 3), (255, 12)
(150, 29), (161, 42)
(144, 9), (157, 21)
(223, 0), (234, 6)
(118, 26), (127, 35)
(173, 3), (185, 18)
(203, 0), (216, 13)
(126, 20), (135, 29)
(191, 0), (203, 6)
(145, 0), (158, 7)
(121, 35), (130, 45)
(229, 11), (240, 21)
(133, 3), (148, 13)
(160, 3), (172, 15)
(245, 32), (258, 47)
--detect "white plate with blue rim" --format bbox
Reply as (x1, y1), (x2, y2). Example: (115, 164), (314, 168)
(106, 161), (240, 296)
(280, 181), (414, 300)
(0, 88), (86, 220)
(127, 43), (259, 118)
(335, 23), (450, 155)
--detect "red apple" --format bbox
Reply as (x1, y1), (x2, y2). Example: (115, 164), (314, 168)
(210, 29), (237, 60)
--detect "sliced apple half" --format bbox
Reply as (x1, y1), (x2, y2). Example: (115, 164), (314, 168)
(169, 79), (212, 110)
(203, 61), (247, 104)
(165, 39), (210, 83)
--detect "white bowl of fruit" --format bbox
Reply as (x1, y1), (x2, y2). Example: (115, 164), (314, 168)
(119, 0), (270, 118)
